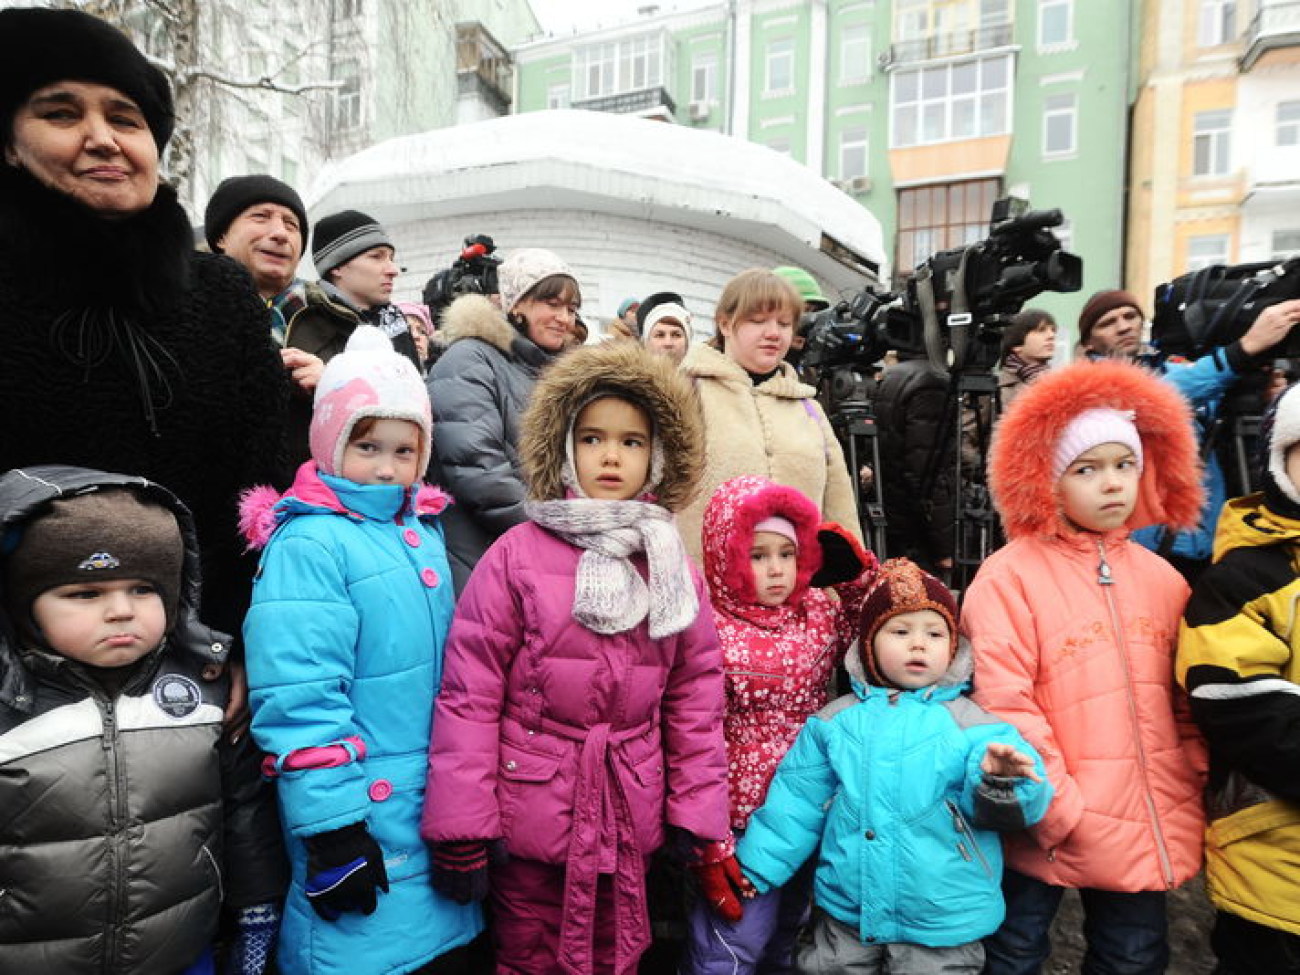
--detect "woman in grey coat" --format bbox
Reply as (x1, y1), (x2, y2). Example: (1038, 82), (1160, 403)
(425, 248), (581, 592)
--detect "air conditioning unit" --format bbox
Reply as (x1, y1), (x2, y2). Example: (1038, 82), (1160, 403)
(688, 99), (711, 122)
(850, 176), (873, 193)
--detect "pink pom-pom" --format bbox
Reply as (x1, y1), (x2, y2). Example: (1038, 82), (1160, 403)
(238, 484), (284, 550)
(414, 483), (452, 516)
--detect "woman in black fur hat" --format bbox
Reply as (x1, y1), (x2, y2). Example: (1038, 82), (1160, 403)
(0, 8), (288, 670)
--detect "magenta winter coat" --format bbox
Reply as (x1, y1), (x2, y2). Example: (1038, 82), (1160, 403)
(702, 475), (875, 830)
(422, 521), (730, 970)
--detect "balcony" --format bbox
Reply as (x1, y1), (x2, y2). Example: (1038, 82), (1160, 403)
(1242, 2), (1300, 70)
(456, 22), (512, 115)
(571, 86), (677, 120)
(884, 22), (1014, 67)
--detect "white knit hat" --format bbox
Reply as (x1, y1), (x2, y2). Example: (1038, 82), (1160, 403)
(1052, 408), (1144, 480)
(310, 328), (432, 477)
(498, 248), (575, 314)
(1268, 383), (1300, 505)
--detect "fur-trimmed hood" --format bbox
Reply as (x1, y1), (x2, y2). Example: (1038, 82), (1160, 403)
(701, 475), (822, 620)
(989, 359), (1203, 540)
(520, 341), (704, 512)
(440, 293), (518, 355)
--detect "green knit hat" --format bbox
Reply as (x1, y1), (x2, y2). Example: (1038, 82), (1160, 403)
(773, 266), (829, 312)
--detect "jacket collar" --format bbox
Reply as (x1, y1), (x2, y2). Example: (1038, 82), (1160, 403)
(681, 342), (816, 399)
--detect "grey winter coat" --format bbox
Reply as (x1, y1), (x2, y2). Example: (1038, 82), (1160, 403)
(425, 294), (556, 593)
(0, 467), (287, 974)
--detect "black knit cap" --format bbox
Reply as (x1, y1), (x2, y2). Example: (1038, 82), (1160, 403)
(312, 209), (394, 277)
(204, 175), (309, 253)
(0, 8), (175, 151)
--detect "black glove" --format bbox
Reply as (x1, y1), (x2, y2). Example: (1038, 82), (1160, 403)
(430, 839), (507, 904)
(810, 522), (876, 588)
(303, 823), (389, 921)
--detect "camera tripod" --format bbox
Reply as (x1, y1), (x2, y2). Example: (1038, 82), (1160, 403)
(829, 401), (889, 560)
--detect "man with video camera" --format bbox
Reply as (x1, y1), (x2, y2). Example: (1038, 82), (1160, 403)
(1079, 288), (1300, 582)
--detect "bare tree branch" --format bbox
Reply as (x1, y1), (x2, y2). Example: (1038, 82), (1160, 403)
(178, 68), (342, 96)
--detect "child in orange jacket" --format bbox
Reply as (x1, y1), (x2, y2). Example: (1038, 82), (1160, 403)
(961, 359), (1209, 975)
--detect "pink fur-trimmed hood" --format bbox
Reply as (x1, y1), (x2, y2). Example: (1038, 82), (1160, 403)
(239, 462), (452, 550)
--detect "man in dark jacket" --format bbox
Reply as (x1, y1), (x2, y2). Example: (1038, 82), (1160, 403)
(0, 466), (287, 974)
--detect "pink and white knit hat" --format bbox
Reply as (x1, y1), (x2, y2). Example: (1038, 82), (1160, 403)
(1052, 407), (1144, 480)
(310, 327), (432, 477)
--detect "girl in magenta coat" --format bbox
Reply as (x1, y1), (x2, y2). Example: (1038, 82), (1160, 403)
(681, 474), (876, 974)
(421, 342), (730, 975)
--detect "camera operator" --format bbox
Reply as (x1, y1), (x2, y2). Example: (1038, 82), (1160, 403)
(1079, 289), (1300, 581)
(874, 350), (959, 579)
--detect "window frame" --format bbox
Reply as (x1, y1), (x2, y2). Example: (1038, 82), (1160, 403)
(1192, 108), (1232, 177)
(1187, 233), (1230, 271)
(765, 36), (796, 95)
(890, 54), (1012, 148)
(840, 23), (872, 85)
(839, 125), (870, 180)
(1037, 0), (1073, 48)
(1042, 91), (1077, 157)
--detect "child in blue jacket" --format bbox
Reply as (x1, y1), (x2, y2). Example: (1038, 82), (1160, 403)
(736, 559), (1051, 973)
(241, 328), (482, 975)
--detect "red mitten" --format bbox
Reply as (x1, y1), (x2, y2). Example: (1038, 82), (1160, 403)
(810, 521), (877, 588)
(690, 854), (749, 924)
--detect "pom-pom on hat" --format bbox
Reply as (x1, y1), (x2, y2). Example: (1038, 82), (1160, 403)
(499, 248), (576, 315)
(1052, 408), (1144, 480)
(310, 328), (432, 477)
(859, 558), (958, 686)
(4, 488), (183, 646)
(204, 175), (309, 254)
(0, 8), (175, 151)
(312, 210), (394, 278)
(1078, 289), (1143, 347)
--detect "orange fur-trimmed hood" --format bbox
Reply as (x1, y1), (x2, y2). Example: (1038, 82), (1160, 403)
(989, 359), (1204, 540)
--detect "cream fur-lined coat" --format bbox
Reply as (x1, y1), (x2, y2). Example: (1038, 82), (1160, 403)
(677, 341), (862, 564)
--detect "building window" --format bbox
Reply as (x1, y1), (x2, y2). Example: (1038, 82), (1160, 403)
(1192, 109), (1231, 176)
(1187, 234), (1229, 271)
(1042, 92), (1077, 156)
(332, 58), (361, 131)
(692, 54), (717, 102)
(840, 24), (871, 84)
(896, 178), (1000, 273)
(1038, 0), (1072, 47)
(765, 37), (795, 94)
(572, 34), (666, 100)
(891, 55), (1010, 148)
(840, 126), (869, 180)
(547, 84), (571, 109)
(1278, 101), (1300, 147)
(1274, 229), (1300, 260)
(1197, 0), (1235, 47)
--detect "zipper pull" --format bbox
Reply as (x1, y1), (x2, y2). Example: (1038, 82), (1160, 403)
(1097, 540), (1114, 585)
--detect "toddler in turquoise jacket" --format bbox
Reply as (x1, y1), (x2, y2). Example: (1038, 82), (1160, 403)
(737, 559), (1050, 973)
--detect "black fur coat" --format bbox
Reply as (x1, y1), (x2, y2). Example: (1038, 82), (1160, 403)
(0, 166), (289, 638)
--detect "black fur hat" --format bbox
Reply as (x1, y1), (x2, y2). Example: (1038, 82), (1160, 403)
(0, 8), (175, 151)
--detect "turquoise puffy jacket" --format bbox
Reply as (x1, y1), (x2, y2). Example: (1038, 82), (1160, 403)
(737, 645), (1051, 950)
(243, 466), (482, 975)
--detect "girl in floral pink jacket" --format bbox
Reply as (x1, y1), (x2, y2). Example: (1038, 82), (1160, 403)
(681, 474), (877, 975)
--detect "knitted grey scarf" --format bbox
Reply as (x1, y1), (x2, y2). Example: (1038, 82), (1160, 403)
(525, 498), (698, 638)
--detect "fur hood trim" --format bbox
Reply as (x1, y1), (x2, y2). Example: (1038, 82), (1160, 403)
(440, 293), (516, 354)
(702, 475), (822, 614)
(520, 342), (704, 512)
(680, 341), (816, 399)
(989, 359), (1203, 540)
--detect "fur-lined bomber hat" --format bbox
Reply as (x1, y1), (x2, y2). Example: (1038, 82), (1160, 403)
(520, 342), (703, 511)
(988, 359), (1203, 539)
(0, 8), (174, 151)
(310, 327), (433, 476)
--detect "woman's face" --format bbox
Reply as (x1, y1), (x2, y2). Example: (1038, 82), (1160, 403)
(646, 319), (688, 363)
(719, 305), (795, 375)
(5, 80), (159, 218)
(515, 279), (579, 353)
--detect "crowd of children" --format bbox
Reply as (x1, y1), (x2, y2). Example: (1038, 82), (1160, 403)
(7, 265), (1300, 975)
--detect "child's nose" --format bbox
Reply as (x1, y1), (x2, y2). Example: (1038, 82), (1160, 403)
(104, 591), (134, 618)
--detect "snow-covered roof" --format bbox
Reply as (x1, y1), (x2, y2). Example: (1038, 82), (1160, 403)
(306, 109), (889, 287)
